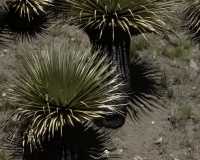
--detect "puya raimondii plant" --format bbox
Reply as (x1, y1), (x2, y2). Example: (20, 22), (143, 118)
(6, 44), (125, 153)
(0, 0), (52, 42)
(51, 0), (177, 127)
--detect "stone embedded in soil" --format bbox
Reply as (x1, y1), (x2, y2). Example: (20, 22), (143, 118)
(1, 93), (6, 97)
(154, 137), (163, 145)
(3, 49), (9, 52)
(170, 153), (179, 160)
(133, 156), (144, 160)
(190, 60), (199, 77)
(118, 149), (123, 154)
(151, 121), (155, 124)
(101, 149), (110, 158)
(1, 49), (9, 56)
(190, 60), (198, 71)
(192, 87), (197, 90)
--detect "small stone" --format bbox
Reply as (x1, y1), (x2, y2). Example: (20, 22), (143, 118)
(101, 149), (109, 158)
(2, 93), (6, 97)
(133, 156), (143, 160)
(2, 49), (9, 56)
(190, 60), (198, 71)
(71, 38), (75, 41)
(3, 49), (9, 52)
(104, 149), (109, 154)
(151, 121), (155, 124)
(170, 154), (178, 160)
(154, 137), (162, 145)
(192, 87), (197, 90)
(118, 149), (123, 154)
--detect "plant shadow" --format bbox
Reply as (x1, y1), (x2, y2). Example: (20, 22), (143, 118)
(4, 122), (114, 160)
(128, 58), (166, 121)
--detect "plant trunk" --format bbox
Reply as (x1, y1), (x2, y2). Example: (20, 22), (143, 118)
(23, 126), (80, 160)
(22, 122), (110, 160)
(85, 27), (131, 129)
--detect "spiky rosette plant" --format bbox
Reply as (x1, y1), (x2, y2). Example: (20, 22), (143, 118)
(6, 0), (49, 20)
(54, 0), (175, 40)
(7, 44), (124, 144)
(0, 0), (52, 41)
(181, 1), (200, 45)
(51, 0), (176, 128)
(52, 0), (177, 65)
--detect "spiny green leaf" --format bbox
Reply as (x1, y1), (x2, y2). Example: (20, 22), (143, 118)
(181, 1), (200, 45)
(53, 0), (176, 40)
(6, 0), (49, 20)
(8, 44), (125, 143)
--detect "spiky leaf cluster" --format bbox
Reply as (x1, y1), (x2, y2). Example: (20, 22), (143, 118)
(53, 0), (175, 40)
(181, 1), (200, 45)
(0, 0), (52, 41)
(8, 44), (124, 142)
(6, 0), (49, 20)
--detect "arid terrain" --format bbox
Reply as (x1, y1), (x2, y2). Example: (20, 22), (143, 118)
(1, 10), (200, 160)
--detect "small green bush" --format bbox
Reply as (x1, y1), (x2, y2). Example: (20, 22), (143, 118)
(182, 104), (192, 119)
(0, 73), (7, 83)
(168, 88), (175, 100)
(170, 103), (192, 120)
(161, 71), (169, 89)
(174, 67), (195, 85)
(130, 35), (150, 59)
(169, 44), (191, 60)
(0, 150), (7, 160)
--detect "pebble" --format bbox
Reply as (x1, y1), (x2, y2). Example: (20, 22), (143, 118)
(170, 153), (178, 160)
(192, 87), (197, 90)
(2, 93), (6, 97)
(133, 156), (143, 160)
(151, 121), (155, 124)
(1, 49), (9, 56)
(118, 149), (123, 154)
(154, 137), (162, 145)
(190, 59), (198, 71)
